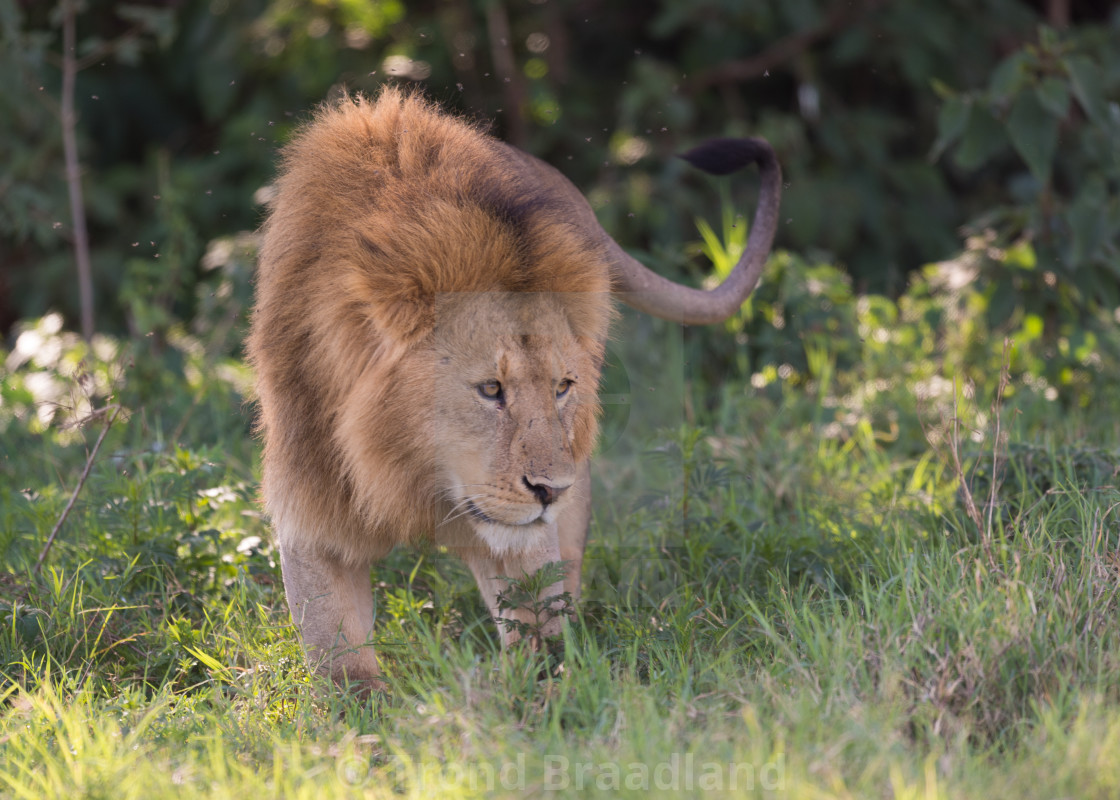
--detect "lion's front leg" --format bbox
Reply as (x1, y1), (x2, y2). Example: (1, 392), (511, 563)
(555, 460), (592, 601)
(278, 538), (383, 692)
(467, 534), (568, 649)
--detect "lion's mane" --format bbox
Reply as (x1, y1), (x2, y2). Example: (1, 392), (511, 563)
(248, 88), (612, 565)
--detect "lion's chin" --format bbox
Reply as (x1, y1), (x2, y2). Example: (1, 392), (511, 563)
(470, 518), (553, 557)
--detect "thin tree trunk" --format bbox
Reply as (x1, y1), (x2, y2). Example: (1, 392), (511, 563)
(61, 0), (95, 341)
(485, 0), (528, 149)
(1047, 0), (1069, 28)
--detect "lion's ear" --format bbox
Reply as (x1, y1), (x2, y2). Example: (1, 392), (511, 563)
(339, 237), (436, 348)
(364, 285), (435, 347)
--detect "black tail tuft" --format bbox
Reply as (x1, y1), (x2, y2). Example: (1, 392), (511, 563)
(678, 137), (772, 176)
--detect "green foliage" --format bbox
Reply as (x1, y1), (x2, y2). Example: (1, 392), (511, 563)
(932, 23), (1120, 336)
(3, 0), (1118, 334)
(0, 0), (63, 251)
(684, 218), (1118, 431)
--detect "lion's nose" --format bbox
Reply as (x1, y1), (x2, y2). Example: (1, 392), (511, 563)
(523, 476), (570, 506)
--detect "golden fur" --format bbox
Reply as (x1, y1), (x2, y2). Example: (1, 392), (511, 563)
(249, 88), (611, 567)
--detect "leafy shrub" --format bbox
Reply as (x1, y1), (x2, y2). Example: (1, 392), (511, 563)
(931, 23), (1120, 380)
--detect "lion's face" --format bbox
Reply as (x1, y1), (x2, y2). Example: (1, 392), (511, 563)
(425, 292), (602, 555)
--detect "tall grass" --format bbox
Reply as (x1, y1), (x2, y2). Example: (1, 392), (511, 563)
(2, 248), (1119, 797)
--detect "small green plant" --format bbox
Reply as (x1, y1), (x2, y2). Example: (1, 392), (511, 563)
(492, 561), (574, 652)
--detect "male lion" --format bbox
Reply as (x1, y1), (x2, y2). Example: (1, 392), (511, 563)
(248, 88), (779, 690)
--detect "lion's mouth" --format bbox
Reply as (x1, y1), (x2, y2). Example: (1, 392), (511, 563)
(465, 499), (547, 527)
(465, 500), (500, 524)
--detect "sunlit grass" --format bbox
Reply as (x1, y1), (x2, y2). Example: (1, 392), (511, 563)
(2, 298), (1120, 797)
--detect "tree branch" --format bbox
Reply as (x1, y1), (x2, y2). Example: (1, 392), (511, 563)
(35, 404), (122, 574)
(686, 0), (891, 94)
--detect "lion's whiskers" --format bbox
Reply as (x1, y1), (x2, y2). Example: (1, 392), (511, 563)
(438, 492), (491, 527)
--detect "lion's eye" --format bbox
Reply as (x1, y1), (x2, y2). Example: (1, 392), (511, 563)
(556, 379), (574, 398)
(478, 380), (503, 400)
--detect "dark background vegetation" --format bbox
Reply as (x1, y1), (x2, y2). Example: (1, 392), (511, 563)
(2, 0), (1118, 365)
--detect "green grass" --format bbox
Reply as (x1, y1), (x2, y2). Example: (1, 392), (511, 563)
(2, 292), (1119, 798)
